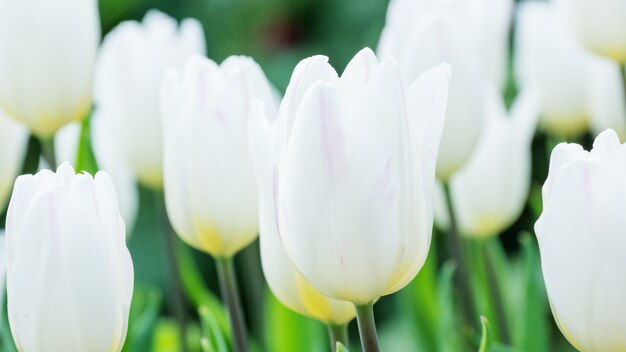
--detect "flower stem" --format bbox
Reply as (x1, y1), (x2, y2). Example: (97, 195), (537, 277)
(354, 302), (380, 352)
(327, 323), (348, 352)
(482, 240), (510, 344)
(215, 256), (249, 352)
(38, 136), (56, 169)
(442, 182), (476, 328)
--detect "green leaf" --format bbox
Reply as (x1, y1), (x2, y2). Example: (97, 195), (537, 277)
(153, 319), (183, 352)
(478, 316), (492, 352)
(336, 341), (349, 352)
(122, 285), (162, 352)
(437, 261), (465, 352)
(398, 239), (439, 351)
(199, 305), (230, 352)
(263, 289), (326, 352)
(511, 234), (549, 352)
(75, 116), (99, 174)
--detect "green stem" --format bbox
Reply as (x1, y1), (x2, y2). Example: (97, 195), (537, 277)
(38, 136), (56, 169)
(327, 323), (349, 352)
(442, 182), (476, 328)
(483, 240), (510, 344)
(354, 302), (380, 352)
(154, 192), (188, 352)
(216, 257), (249, 352)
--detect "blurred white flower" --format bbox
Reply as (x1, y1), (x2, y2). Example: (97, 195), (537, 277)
(55, 122), (139, 233)
(274, 49), (450, 304)
(588, 59), (626, 141)
(6, 163), (134, 352)
(0, 109), (29, 212)
(434, 88), (540, 238)
(378, 1), (488, 180)
(0, 0), (99, 137)
(248, 67), (355, 324)
(536, 129), (626, 352)
(95, 10), (205, 189)
(555, 0), (626, 63)
(161, 55), (276, 258)
(515, 1), (592, 137)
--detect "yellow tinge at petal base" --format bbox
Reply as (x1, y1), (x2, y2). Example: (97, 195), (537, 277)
(294, 273), (354, 325)
(188, 217), (258, 258)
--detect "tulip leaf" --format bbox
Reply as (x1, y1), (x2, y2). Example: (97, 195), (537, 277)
(336, 342), (350, 352)
(437, 261), (465, 352)
(478, 316), (492, 352)
(512, 234), (549, 352)
(398, 239), (439, 351)
(264, 289), (326, 352)
(75, 116), (99, 174)
(121, 285), (162, 352)
(199, 305), (230, 352)
(153, 319), (183, 352)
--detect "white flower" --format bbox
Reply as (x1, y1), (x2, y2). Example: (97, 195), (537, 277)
(0, 0), (100, 137)
(95, 10), (205, 188)
(274, 48), (450, 304)
(6, 163), (134, 352)
(536, 129), (626, 352)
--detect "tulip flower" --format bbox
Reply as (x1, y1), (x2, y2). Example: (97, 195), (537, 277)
(95, 10), (205, 189)
(535, 129), (626, 352)
(434, 88), (539, 238)
(554, 0), (626, 63)
(55, 121), (139, 232)
(515, 1), (593, 137)
(248, 89), (355, 346)
(0, 0), (99, 137)
(273, 48), (450, 351)
(161, 55), (277, 352)
(378, 0), (487, 180)
(0, 110), (29, 212)
(6, 163), (134, 352)
(588, 59), (626, 141)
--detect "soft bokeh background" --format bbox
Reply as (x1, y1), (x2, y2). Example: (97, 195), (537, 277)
(0, 0), (586, 351)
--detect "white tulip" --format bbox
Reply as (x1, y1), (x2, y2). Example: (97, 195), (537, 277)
(0, 109), (29, 212)
(55, 121), (139, 233)
(161, 55), (276, 258)
(249, 91), (355, 324)
(554, 0), (626, 63)
(588, 59), (626, 141)
(535, 129), (626, 352)
(378, 2), (486, 180)
(274, 48), (450, 304)
(95, 10), (205, 189)
(6, 163), (134, 352)
(515, 1), (592, 136)
(434, 88), (539, 238)
(0, 0), (99, 137)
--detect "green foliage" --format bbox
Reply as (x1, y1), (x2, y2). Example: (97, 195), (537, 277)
(199, 305), (229, 352)
(336, 341), (349, 352)
(263, 290), (326, 352)
(122, 286), (163, 352)
(479, 317), (492, 352)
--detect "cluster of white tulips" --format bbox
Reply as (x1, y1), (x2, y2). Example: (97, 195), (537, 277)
(0, 0), (625, 351)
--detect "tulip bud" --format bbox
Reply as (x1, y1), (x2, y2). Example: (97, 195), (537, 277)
(248, 94), (355, 324)
(274, 48), (450, 304)
(55, 121), (139, 233)
(0, 0), (99, 137)
(378, 2), (485, 180)
(434, 88), (539, 238)
(554, 0), (626, 63)
(515, 1), (592, 136)
(161, 55), (277, 258)
(535, 129), (626, 351)
(6, 163), (134, 351)
(95, 10), (205, 189)
(0, 109), (29, 212)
